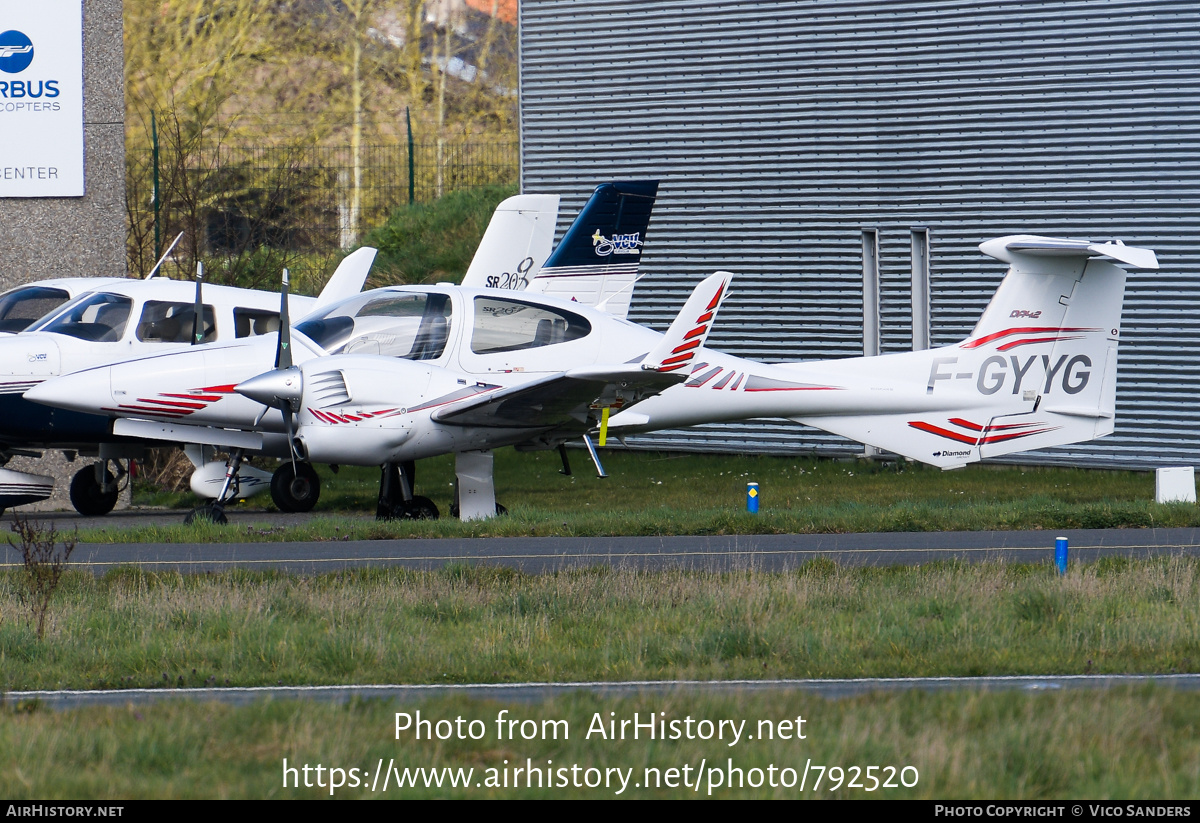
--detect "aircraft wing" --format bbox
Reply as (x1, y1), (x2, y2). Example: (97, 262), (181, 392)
(430, 366), (685, 429)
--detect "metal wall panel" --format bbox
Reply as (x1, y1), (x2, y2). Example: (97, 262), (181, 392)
(519, 0), (1200, 467)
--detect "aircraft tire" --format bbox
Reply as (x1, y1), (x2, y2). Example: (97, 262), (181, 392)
(270, 463), (321, 513)
(376, 495), (439, 521)
(184, 502), (228, 526)
(405, 495), (439, 520)
(69, 465), (119, 517)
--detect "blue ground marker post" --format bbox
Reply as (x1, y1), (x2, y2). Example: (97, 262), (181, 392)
(1055, 536), (1069, 576)
(747, 482), (759, 514)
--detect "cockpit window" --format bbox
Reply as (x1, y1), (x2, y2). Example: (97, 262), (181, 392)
(36, 292), (133, 342)
(471, 297), (591, 354)
(0, 286), (71, 333)
(234, 308), (280, 338)
(136, 300), (216, 343)
(295, 291), (453, 361)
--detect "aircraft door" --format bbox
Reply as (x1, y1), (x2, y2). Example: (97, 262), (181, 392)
(457, 295), (594, 376)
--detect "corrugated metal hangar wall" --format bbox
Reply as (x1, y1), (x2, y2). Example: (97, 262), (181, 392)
(518, 0), (1200, 468)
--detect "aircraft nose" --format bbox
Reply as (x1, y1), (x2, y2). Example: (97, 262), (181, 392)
(24, 366), (112, 414)
(235, 367), (303, 408)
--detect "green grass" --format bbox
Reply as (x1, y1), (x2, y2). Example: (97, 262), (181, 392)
(2, 688), (1198, 798)
(363, 183), (519, 285)
(3, 558), (1200, 690)
(115, 450), (1198, 544)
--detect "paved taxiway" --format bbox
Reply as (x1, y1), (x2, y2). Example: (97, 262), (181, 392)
(2, 511), (1200, 574)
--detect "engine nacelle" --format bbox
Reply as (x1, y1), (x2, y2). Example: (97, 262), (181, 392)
(294, 424), (414, 465)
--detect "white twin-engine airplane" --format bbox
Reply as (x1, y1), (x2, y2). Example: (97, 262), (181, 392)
(0, 246), (377, 515)
(25, 231), (1156, 522)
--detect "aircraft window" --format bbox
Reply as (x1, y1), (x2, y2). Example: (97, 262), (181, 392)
(296, 292), (453, 361)
(471, 297), (591, 354)
(234, 308), (280, 338)
(0, 286), (71, 333)
(37, 292), (133, 342)
(136, 300), (216, 343)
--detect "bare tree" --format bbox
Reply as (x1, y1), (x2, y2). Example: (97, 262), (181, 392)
(8, 514), (78, 641)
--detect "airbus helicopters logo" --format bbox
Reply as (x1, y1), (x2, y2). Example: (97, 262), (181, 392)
(592, 230), (642, 257)
(0, 31), (34, 74)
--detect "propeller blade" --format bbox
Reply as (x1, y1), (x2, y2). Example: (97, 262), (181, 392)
(191, 261), (205, 345)
(275, 268), (292, 370)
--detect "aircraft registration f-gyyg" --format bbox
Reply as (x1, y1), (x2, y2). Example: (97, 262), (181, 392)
(26, 225), (1158, 521)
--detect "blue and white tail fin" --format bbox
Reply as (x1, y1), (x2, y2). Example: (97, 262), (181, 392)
(523, 180), (659, 318)
(460, 194), (560, 290)
(790, 235), (1157, 468)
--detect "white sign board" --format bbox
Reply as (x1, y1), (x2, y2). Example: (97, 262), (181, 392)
(0, 0), (84, 197)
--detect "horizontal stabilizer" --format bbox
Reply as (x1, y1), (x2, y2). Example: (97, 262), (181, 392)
(793, 405), (1115, 470)
(979, 235), (1158, 270)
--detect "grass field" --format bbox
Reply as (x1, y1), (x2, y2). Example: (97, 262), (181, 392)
(2, 688), (1197, 798)
(9, 454), (1195, 800)
(112, 450), (1199, 543)
(2, 557), (1198, 690)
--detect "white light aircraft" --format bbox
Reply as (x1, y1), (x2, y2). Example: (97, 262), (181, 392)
(26, 233), (1154, 522)
(22, 181), (661, 521)
(0, 185), (569, 517)
(0, 247), (376, 514)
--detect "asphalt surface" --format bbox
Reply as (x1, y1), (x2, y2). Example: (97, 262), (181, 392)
(9, 675), (1200, 709)
(1, 510), (1200, 574)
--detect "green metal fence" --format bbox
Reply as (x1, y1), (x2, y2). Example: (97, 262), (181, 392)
(126, 134), (518, 291)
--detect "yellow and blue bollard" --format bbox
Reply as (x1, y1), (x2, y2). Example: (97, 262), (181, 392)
(747, 482), (759, 514)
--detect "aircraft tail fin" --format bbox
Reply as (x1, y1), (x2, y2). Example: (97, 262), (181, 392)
(524, 180), (659, 318)
(792, 235), (1157, 468)
(460, 194), (560, 290)
(644, 271), (733, 373)
(310, 247), (376, 315)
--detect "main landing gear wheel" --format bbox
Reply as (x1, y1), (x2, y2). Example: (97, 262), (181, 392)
(270, 462), (321, 513)
(375, 461), (439, 520)
(380, 495), (440, 521)
(69, 465), (119, 517)
(184, 501), (229, 526)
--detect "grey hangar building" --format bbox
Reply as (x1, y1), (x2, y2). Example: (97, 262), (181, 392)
(517, 0), (1200, 469)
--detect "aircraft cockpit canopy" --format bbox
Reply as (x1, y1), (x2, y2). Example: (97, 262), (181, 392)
(295, 290), (453, 361)
(0, 286), (72, 333)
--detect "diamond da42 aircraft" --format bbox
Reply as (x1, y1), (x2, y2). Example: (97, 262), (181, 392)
(0, 183), (569, 516)
(26, 220), (1157, 521)
(0, 242), (377, 515)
